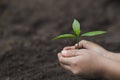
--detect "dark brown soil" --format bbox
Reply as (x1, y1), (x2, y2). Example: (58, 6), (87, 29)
(0, 0), (120, 80)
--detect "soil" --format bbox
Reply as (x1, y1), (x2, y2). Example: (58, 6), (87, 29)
(0, 0), (120, 80)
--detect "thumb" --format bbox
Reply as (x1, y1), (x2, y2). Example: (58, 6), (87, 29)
(75, 40), (105, 51)
(61, 50), (81, 57)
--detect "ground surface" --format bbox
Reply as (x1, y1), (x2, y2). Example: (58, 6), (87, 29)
(0, 0), (120, 80)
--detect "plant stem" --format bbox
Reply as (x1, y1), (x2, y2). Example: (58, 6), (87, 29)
(75, 36), (80, 49)
(76, 36), (79, 43)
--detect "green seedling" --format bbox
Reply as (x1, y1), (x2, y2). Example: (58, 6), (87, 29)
(53, 19), (106, 47)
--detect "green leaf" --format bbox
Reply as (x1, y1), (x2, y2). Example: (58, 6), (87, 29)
(81, 31), (107, 37)
(52, 34), (76, 40)
(72, 19), (81, 36)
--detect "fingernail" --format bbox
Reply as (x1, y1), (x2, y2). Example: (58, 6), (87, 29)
(61, 50), (69, 57)
(61, 50), (67, 54)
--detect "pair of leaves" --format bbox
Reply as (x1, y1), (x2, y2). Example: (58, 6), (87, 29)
(53, 19), (106, 40)
(53, 19), (80, 40)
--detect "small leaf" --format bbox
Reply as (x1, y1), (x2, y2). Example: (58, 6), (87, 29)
(81, 31), (107, 37)
(72, 19), (81, 36)
(52, 34), (76, 40)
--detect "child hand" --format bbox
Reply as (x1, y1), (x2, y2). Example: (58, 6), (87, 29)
(58, 49), (105, 76)
(63, 40), (109, 57)
(58, 40), (120, 79)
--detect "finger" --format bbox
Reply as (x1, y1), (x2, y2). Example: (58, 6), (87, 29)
(58, 53), (72, 65)
(63, 46), (75, 50)
(75, 40), (104, 50)
(75, 40), (88, 49)
(61, 50), (82, 57)
(60, 63), (71, 71)
(75, 43), (82, 49)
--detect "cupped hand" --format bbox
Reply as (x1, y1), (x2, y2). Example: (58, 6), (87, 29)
(58, 49), (105, 76)
(62, 40), (109, 57)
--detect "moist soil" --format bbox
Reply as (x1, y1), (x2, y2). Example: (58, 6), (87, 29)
(0, 0), (120, 80)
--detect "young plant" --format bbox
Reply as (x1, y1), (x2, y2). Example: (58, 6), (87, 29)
(53, 19), (106, 45)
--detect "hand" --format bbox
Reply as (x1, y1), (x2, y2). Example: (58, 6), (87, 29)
(63, 40), (109, 57)
(63, 40), (120, 62)
(58, 40), (120, 79)
(58, 49), (105, 76)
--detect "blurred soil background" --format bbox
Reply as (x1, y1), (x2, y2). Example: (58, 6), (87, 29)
(0, 0), (120, 80)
